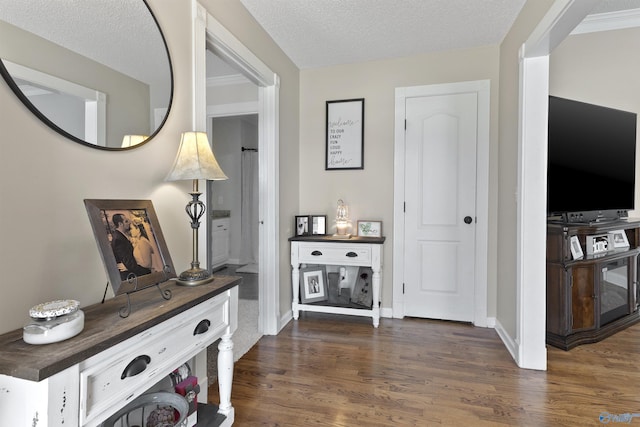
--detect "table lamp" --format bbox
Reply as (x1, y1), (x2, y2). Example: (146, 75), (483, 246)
(166, 131), (228, 286)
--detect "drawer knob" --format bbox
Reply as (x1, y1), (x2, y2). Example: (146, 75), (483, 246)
(121, 355), (151, 379)
(193, 319), (211, 335)
(346, 252), (358, 257)
(311, 250), (323, 256)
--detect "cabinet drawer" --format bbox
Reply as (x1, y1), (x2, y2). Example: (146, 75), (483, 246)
(80, 294), (230, 426)
(298, 243), (371, 266)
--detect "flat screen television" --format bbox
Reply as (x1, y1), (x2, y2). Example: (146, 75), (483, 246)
(547, 96), (637, 223)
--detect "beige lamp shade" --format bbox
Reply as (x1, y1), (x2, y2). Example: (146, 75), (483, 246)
(121, 134), (148, 148)
(165, 131), (228, 181)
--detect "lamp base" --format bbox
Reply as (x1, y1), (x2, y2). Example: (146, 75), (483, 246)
(332, 233), (352, 239)
(175, 268), (215, 286)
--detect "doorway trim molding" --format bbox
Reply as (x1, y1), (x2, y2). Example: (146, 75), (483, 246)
(193, 1), (281, 335)
(514, 0), (598, 370)
(392, 80), (490, 327)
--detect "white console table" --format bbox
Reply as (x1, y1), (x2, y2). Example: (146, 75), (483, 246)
(290, 235), (385, 327)
(0, 277), (240, 427)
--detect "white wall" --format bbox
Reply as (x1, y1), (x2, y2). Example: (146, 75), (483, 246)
(299, 46), (500, 314)
(496, 0), (555, 338)
(0, 0), (300, 334)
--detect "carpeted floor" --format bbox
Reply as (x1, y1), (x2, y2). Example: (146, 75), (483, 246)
(235, 263), (259, 274)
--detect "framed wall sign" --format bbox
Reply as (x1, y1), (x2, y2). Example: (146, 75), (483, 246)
(326, 98), (364, 170)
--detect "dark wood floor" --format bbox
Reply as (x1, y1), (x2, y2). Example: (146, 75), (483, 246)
(208, 312), (640, 426)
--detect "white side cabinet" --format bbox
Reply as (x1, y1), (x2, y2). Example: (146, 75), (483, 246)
(290, 235), (385, 327)
(211, 217), (230, 269)
(0, 278), (240, 427)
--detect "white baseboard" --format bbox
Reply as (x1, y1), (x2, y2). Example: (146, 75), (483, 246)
(494, 318), (519, 364)
(380, 307), (393, 318)
(278, 310), (293, 334)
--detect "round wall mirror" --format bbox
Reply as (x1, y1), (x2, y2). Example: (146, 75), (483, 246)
(0, 0), (173, 150)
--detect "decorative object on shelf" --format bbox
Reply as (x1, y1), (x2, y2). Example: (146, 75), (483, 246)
(326, 98), (364, 170)
(357, 220), (382, 238)
(101, 391), (190, 427)
(569, 235), (583, 260)
(327, 272), (351, 305)
(609, 230), (630, 249)
(23, 299), (85, 344)
(166, 131), (228, 286)
(334, 199), (351, 238)
(586, 234), (610, 255)
(300, 265), (328, 303)
(351, 267), (374, 308)
(85, 199), (176, 296)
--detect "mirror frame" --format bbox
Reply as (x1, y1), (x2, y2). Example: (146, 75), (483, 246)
(0, 0), (174, 151)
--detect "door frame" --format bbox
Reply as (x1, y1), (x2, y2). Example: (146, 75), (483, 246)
(393, 80), (490, 326)
(192, 1), (281, 335)
(513, 0), (599, 370)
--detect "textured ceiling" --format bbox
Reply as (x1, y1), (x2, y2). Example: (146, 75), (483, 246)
(240, 0), (640, 70)
(3, 0), (640, 83)
(239, 0), (527, 69)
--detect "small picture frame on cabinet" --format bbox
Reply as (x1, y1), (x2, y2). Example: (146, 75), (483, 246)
(357, 220), (382, 238)
(609, 230), (630, 249)
(295, 215), (310, 236)
(311, 215), (327, 235)
(570, 235), (583, 260)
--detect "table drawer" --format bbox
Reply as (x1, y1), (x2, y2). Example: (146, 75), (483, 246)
(298, 243), (371, 265)
(80, 293), (230, 426)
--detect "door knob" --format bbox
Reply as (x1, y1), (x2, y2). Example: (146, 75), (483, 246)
(464, 216), (473, 224)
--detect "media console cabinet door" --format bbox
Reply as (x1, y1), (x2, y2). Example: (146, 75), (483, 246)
(571, 265), (596, 332)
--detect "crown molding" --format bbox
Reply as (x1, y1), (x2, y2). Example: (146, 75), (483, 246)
(206, 74), (250, 87)
(571, 8), (640, 34)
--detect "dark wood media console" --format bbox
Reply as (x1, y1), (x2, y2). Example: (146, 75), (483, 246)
(547, 218), (640, 350)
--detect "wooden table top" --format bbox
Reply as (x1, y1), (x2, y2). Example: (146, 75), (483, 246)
(289, 235), (385, 244)
(0, 276), (241, 382)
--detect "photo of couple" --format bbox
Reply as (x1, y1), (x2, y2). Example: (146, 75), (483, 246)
(103, 209), (163, 280)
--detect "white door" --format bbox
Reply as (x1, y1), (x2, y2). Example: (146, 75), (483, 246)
(403, 92), (478, 321)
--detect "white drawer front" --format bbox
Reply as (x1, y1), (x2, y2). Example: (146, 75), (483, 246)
(80, 294), (229, 426)
(298, 243), (371, 266)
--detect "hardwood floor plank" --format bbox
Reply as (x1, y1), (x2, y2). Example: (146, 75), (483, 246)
(209, 312), (640, 426)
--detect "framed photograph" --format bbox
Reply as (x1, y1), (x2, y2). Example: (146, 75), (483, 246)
(84, 199), (176, 296)
(326, 98), (364, 170)
(300, 266), (328, 303)
(586, 234), (610, 255)
(569, 235), (583, 260)
(311, 215), (327, 235)
(295, 215), (310, 236)
(609, 230), (630, 249)
(357, 220), (382, 238)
